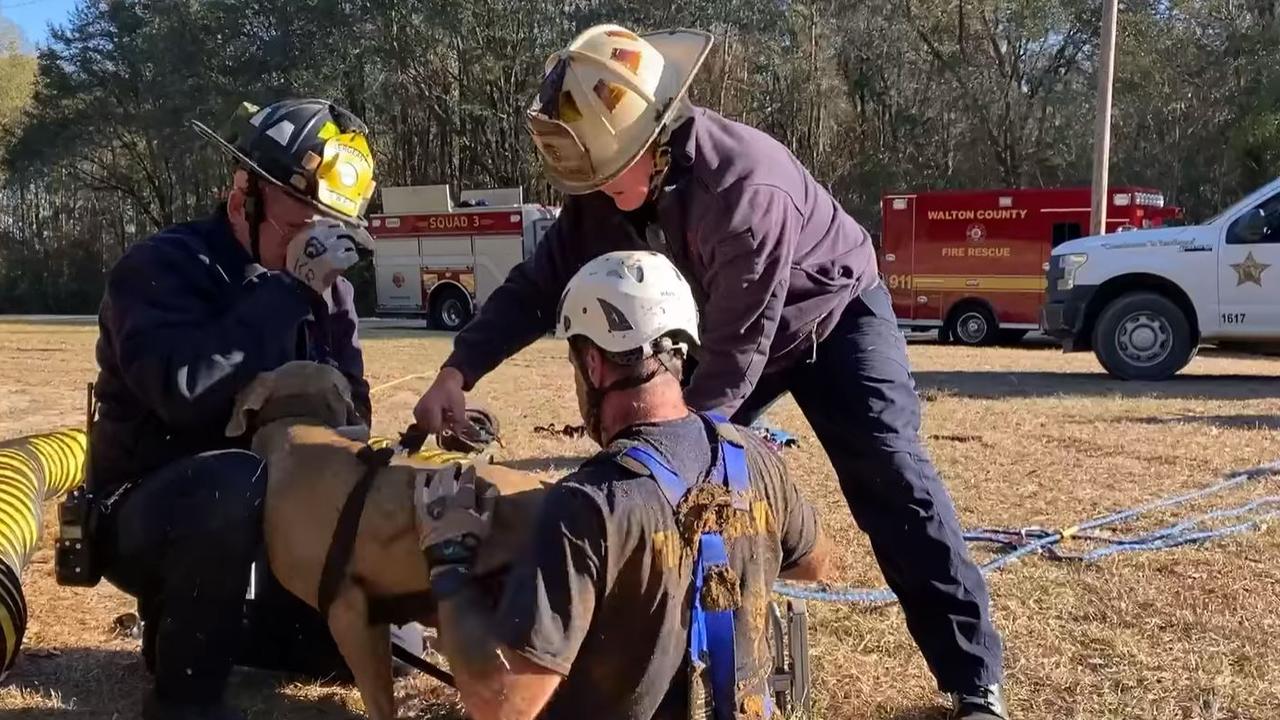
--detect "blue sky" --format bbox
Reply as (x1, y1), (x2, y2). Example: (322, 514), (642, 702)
(2, 0), (78, 47)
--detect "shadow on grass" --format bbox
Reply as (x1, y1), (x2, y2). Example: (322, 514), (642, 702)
(914, 371), (1280, 401)
(360, 328), (456, 341)
(884, 705), (951, 720)
(2, 647), (378, 719)
(1130, 413), (1280, 431)
(906, 333), (1061, 350)
(499, 455), (589, 474)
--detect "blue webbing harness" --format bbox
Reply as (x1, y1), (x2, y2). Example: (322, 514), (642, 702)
(616, 413), (751, 720)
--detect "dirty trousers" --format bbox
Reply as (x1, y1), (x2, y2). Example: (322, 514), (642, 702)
(716, 283), (1003, 691)
(96, 449), (346, 702)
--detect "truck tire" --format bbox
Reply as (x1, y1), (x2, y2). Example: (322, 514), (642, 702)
(946, 304), (998, 346)
(430, 287), (473, 331)
(1092, 291), (1195, 380)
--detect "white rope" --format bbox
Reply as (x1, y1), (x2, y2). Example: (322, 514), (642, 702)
(370, 373), (432, 394)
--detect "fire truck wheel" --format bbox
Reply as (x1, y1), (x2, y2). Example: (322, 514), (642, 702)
(1092, 291), (1195, 381)
(430, 287), (474, 331)
(946, 304), (998, 346)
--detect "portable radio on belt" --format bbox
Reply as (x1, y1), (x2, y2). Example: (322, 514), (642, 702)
(54, 383), (103, 588)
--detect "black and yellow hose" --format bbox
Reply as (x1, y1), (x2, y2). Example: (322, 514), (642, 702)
(0, 428), (87, 679)
(0, 427), (465, 679)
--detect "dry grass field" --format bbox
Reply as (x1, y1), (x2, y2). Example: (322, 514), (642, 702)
(1, 319), (1278, 719)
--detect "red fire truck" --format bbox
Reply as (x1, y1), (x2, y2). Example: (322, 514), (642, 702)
(878, 186), (1183, 344)
(369, 185), (558, 330)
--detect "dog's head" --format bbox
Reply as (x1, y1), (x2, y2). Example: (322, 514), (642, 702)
(225, 361), (361, 438)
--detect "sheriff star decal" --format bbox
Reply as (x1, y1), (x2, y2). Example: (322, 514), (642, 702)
(1230, 251), (1271, 287)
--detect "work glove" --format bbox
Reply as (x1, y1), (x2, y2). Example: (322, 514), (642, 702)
(285, 219), (371, 295)
(415, 462), (496, 599)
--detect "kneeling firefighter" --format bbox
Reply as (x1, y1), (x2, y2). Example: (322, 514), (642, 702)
(419, 250), (830, 720)
(63, 98), (378, 720)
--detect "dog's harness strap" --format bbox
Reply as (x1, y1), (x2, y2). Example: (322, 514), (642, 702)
(317, 444), (395, 620)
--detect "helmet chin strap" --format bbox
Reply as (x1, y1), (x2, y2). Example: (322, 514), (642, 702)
(244, 175), (267, 263)
(642, 99), (693, 204)
(578, 348), (682, 444)
(644, 143), (672, 205)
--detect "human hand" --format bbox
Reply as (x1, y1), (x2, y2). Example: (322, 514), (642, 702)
(285, 219), (370, 294)
(413, 367), (467, 435)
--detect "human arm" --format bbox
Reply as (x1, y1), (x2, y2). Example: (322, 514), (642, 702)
(432, 483), (607, 720)
(442, 199), (592, 391)
(779, 526), (830, 582)
(749, 438), (830, 582)
(104, 240), (313, 429)
(417, 199), (592, 432)
(684, 188), (801, 417)
(436, 585), (565, 720)
(325, 277), (372, 424)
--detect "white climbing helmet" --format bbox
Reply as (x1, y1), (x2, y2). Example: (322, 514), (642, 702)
(556, 251), (700, 357)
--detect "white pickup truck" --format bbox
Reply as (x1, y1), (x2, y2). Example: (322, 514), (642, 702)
(1042, 178), (1280, 379)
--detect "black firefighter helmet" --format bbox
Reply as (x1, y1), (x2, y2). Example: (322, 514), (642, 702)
(193, 98), (377, 227)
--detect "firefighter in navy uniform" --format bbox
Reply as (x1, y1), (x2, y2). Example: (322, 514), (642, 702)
(416, 24), (1009, 720)
(83, 99), (376, 720)
(417, 251), (830, 720)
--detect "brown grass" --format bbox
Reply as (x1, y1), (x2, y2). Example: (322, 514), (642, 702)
(1, 320), (1278, 719)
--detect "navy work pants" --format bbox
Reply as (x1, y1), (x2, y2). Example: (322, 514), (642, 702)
(96, 450), (347, 703)
(708, 283), (1003, 691)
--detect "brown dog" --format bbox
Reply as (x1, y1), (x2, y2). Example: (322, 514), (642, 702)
(225, 361), (547, 720)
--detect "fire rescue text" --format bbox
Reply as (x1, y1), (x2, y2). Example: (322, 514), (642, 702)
(942, 246), (1013, 257)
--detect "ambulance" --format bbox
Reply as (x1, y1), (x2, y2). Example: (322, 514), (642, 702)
(369, 185), (558, 330)
(879, 187), (1182, 345)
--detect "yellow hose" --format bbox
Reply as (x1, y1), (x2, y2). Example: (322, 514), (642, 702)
(0, 428), (87, 679)
(0, 427), (463, 679)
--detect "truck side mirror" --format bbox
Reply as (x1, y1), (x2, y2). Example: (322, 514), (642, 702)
(1232, 208), (1268, 243)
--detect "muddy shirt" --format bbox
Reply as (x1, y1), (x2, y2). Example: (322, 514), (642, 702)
(495, 414), (820, 720)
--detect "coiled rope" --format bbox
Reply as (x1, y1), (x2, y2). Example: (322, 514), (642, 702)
(775, 460), (1280, 604)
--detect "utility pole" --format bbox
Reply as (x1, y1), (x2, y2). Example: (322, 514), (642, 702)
(1089, 0), (1120, 236)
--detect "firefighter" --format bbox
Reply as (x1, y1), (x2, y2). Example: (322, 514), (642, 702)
(421, 250), (829, 720)
(86, 98), (376, 720)
(415, 25), (1008, 719)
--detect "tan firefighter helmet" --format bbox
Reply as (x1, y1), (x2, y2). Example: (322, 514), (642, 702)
(526, 24), (714, 195)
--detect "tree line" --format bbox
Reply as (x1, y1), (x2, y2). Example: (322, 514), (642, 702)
(0, 0), (1275, 313)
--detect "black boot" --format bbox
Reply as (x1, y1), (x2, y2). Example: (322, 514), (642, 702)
(951, 684), (1008, 720)
(141, 692), (246, 720)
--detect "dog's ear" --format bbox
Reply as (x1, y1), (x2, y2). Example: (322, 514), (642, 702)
(329, 376), (361, 428)
(342, 390), (362, 427)
(225, 369), (278, 437)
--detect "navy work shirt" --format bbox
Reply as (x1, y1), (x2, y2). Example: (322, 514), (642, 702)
(445, 107), (878, 417)
(87, 207), (370, 493)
